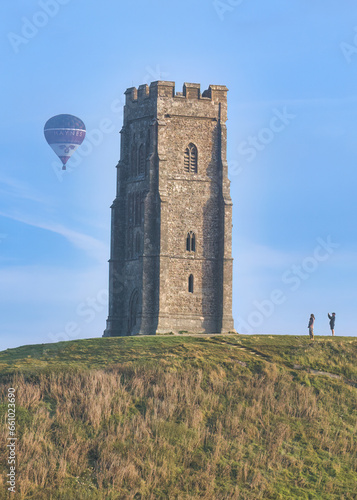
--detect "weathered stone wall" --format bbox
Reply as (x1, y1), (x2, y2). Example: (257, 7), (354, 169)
(104, 81), (235, 336)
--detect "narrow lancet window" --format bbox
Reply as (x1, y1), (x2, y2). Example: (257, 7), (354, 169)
(186, 233), (191, 251)
(139, 144), (145, 175)
(135, 232), (141, 256)
(191, 233), (196, 252)
(188, 274), (194, 293)
(131, 144), (137, 176)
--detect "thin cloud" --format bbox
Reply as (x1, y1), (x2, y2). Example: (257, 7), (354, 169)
(235, 240), (302, 271)
(0, 175), (50, 205)
(0, 211), (108, 263)
(0, 264), (107, 303)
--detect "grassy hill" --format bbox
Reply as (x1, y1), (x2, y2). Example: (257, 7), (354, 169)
(0, 334), (356, 499)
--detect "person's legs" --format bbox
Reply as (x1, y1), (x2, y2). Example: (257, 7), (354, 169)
(331, 329), (335, 336)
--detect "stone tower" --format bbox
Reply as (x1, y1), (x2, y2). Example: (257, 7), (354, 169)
(103, 81), (234, 336)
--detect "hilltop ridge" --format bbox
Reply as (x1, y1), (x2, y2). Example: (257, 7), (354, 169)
(0, 335), (356, 499)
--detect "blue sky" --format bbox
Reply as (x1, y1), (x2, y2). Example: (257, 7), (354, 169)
(1, 0), (356, 350)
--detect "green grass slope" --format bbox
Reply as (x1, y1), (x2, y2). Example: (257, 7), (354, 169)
(0, 335), (356, 499)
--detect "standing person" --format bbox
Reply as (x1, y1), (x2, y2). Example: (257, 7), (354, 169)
(308, 314), (315, 340)
(328, 313), (336, 336)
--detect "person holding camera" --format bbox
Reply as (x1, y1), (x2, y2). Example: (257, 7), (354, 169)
(328, 313), (336, 336)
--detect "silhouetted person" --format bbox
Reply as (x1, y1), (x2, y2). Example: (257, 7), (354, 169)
(308, 314), (315, 340)
(328, 313), (336, 336)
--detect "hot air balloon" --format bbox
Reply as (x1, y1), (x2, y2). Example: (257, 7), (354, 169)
(44, 114), (86, 170)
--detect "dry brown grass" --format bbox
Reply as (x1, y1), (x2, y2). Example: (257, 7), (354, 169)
(0, 352), (356, 499)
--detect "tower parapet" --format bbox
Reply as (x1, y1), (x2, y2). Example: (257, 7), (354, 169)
(124, 81), (228, 103)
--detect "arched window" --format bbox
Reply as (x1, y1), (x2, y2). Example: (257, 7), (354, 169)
(186, 232), (196, 252)
(188, 274), (194, 293)
(135, 194), (139, 226)
(139, 144), (145, 175)
(184, 143), (198, 173)
(135, 232), (141, 256)
(131, 144), (137, 176)
(146, 130), (150, 157)
(127, 229), (133, 259)
(127, 194), (134, 259)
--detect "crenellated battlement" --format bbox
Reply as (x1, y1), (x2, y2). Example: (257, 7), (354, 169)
(124, 81), (228, 104)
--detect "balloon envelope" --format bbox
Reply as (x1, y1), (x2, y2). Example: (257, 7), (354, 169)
(44, 114), (86, 169)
